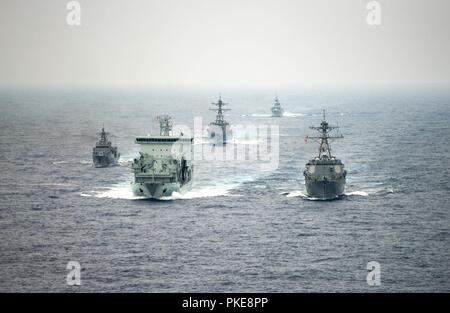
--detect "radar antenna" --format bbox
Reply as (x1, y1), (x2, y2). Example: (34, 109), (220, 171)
(97, 123), (110, 145)
(157, 115), (172, 136)
(209, 95), (230, 126)
(306, 110), (343, 159)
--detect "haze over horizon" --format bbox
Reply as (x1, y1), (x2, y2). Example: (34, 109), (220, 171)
(0, 0), (449, 89)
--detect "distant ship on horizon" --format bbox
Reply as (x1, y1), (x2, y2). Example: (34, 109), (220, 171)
(271, 96), (284, 117)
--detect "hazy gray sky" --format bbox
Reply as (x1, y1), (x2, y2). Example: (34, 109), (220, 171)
(0, 0), (449, 88)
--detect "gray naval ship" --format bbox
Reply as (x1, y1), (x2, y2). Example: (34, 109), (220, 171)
(303, 110), (346, 200)
(271, 96), (284, 117)
(132, 115), (193, 199)
(92, 125), (120, 167)
(207, 95), (232, 145)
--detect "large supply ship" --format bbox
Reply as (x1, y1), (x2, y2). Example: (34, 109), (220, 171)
(132, 116), (193, 199)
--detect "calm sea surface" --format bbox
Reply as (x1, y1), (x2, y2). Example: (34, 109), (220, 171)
(0, 87), (449, 292)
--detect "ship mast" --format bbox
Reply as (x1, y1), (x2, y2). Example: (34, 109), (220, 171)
(157, 115), (172, 136)
(210, 95), (230, 126)
(98, 123), (109, 145)
(308, 110), (343, 159)
(274, 96), (280, 107)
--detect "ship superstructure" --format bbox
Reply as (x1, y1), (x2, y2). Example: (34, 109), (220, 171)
(271, 96), (284, 117)
(303, 110), (346, 199)
(92, 125), (120, 167)
(132, 115), (193, 199)
(207, 95), (232, 145)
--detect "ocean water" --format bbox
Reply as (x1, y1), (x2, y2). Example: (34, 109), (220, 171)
(0, 87), (449, 292)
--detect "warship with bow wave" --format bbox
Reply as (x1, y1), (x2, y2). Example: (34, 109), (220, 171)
(132, 115), (193, 199)
(303, 110), (346, 200)
(271, 96), (284, 117)
(92, 126), (120, 167)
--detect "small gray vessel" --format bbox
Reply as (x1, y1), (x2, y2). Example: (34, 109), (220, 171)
(271, 96), (284, 117)
(303, 110), (346, 200)
(92, 126), (120, 167)
(207, 95), (232, 145)
(132, 115), (193, 199)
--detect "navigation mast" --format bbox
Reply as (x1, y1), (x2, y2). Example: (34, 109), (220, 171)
(307, 110), (343, 159)
(157, 115), (172, 136)
(210, 95), (230, 127)
(98, 123), (109, 145)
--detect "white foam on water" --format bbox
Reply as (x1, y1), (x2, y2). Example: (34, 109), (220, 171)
(53, 160), (91, 165)
(118, 158), (133, 166)
(81, 180), (238, 201)
(346, 186), (394, 197)
(345, 190), (369, 197)
(245, 113), (272, 118)
(52, 161), (67, 164)
(282, 185), (394, 200)
(95, 184), (144, 200)
(284, 191), (327, 200)
(284, 112), (306, 117)
(118, 149), (141, 163)
(253, 185), (266, 189)
(242, 112), (305, 118)
(286, 190), (308, 198)
(80, 181), (144, 200)
(161, 184), (234, 200)
(284, 190), (323, 200)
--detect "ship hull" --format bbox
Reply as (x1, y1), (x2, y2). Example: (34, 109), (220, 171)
(271, 109), (284, 117)
(93, 155), (119, 167)
(132, 181), (191, 199)
(305, 178), (345, 200)
(207, 127), (232, 145)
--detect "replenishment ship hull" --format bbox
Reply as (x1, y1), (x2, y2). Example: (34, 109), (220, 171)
(132, 116), (193, 199)
(132, 180), (192, 198)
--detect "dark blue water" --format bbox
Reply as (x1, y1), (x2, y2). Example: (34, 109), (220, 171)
(0, 87), (449, 292)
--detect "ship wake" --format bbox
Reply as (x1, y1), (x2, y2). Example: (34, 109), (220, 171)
(282, 186), (394, 200)
(79, 179), (239, 201)
(242, 112), (305, 118)
(52, 160), (91, 165)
